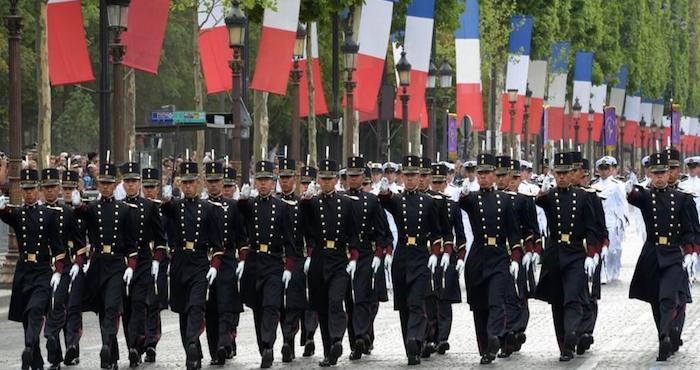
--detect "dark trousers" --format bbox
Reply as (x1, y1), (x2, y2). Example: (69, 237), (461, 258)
(99, 274), (125, 363)
(64, 269), (85, 352)
(579, 300), (598, 335)
(300, 310), (318, 346)
(44, 274), (70, 364)
(318, 273), (348, 357)
(177, 279), (207, 362)
(369, 302), (379, 345)
(24, 307), (46, 369)
(471, 272), (509, 355)
(437, 299), (453, 341)
(424, 295), (438, 344)
(206, 302), (235, 358)
(345, 292), (372, 349)
(123, 273), (151, 353)
(145, 305), (162, 349)
(253, 304), (279, 353)
(281, 309), (302, 346)
(398, 274), (428, 355)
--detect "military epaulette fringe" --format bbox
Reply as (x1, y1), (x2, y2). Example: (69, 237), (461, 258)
(125, 203), (138, 208)
(281, 198), (299, 206)
(208, 200), (224, 208)
(342, 194), (360, 201)
(46, 205), (63, 212)
(430, 194), (443, 200)
(150, 199), (162, 204)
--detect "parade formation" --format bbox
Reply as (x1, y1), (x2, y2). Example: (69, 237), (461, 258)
(1, 147), (700, 370)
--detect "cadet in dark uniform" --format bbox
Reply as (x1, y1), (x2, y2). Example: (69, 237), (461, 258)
(40, 168), (86, 370)
(60, 169), (87, 367)
(301, 159), (359, 367)
(140, 166), (169, 363)
(298, 165), (319, 356)
(73, 161), (138, 370)
(276, 157), (313, 363)
(119, 162), (167, 367)
(160, 161), (223, 370)
(1, 169), (66, 370)
(220, 165), (241, 358)
(237, 160), (297, 368)
(377, 155), (443, 365)
(629, 151), (697, 360)
(430, 162), (466, 355)
(457, 154), (522, 364)
(203, 161), (246, 366)
(344, 156), (392, 361)
(533, 152), (601, 362)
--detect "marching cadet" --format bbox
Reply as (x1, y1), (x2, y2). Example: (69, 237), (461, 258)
(276, 157), (313, 363)
(533, 152), (601, 362)
(377, 155), (443, 365)
(140, 166), (169, 363)
(1, 169), (65, 370)
(420, 157), (454, 358)
(219, 165), (241, 358)
(344, 156), (392, 361)
(504, 158), (540, 354)
(73, 160), (138, 370)
(40, 167), (86, 370)
(430, 162), (466, 355)
(202, 160), (246, 366)
(236, 160), (296, 368)
(160, 160), (223, 370)
(118, 161), (167, 368)
(457, 154), (522, 364)
(297, 165), (319, 356)
(592, 156), (628, 283)
(627, 152), (698, 361)
(60, 169), (87, 366)
(301, 159), (359, 367)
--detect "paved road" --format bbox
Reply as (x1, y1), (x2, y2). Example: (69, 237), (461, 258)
(1, 225), (700, 369)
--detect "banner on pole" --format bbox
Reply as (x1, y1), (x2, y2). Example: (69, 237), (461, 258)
(448, 114), (458, 160)
(671, 104), (681, 146)
(604, 106), (617, 151)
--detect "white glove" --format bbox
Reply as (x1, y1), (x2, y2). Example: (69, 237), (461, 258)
(541, 177), (552, 193)
(123, 267), (134, 286)
(303, 257), (311, 275)
(0, 195), (8, 210)
(440, 253), (450, 271)
(206, 267), (217, 285)
(346, 260), (357, 279)
(601, 246), (609, 260)
(69, 264), (80, 281)
(593, 253), (600, 267)
(50, 272), (61, 292)
(313, 182), (322, 196)
(115, 189), (125, 201)
(683, 254), (693, 273)
(236, 261), (245, 279)
(584, 257), (596, 278)
(522, 252), (533, 270)
(509, 261), (519, 278)
(71, 190), (82, 206)
(151, 260), (159, 277)
(371, 256), (381, 273)
(384, 254), (393, 273)
(461, 180), (471, 196)
(302, 181), (316, 200)
(625, 180), (634, 194)
(531, 252), (540, 267)
(239, 184), (251, 200)
(82, 260), (90, 274)
(456, 259), (465, 274)
(378, 178), (390, 194)
(161, 185), (173, 201)
(282, 270), (292, 289)
(692, 252), (698, 267)
(427, 255), (438, 273)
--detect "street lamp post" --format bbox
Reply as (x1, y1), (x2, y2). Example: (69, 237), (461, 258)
(587, 105), (594, 161)
(439, 60), (453, 158)
(107, 0), (131, 165)
(396, 51), (412, 154)
(426, 61), (438, 160)
(342, 30), (359, 162)
(507, 89), (518, 151)
(225, 1), (247, 182)
(523, 85), (532, 160)
(1, 0), (24, 288)
(572, 97), (582, 148)
(290, 23), (306, 162)
(619, 115), (626, 169)
(650, 120), (657, 154)
(639, 116), (647, 161)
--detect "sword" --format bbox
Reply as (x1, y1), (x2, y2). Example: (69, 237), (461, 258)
(206, 284), (210, 302)
(351, 272), (356, 302)
(283, 287), (288, 310)
(154, 277), (159, 296)
(370, 269), (376, 291)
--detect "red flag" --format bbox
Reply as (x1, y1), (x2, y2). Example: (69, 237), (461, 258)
(47, 0), (94, 86)
(198, 2), (231, 94)
(122, 0), (170, 74)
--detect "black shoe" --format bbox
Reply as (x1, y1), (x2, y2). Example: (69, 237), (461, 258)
(21, 347), (32, 370)
(563, 333), (577, 355)
(437, 341), (450, 355)
(144, 347), (156, 363)
(260, 348), (273, 368)
(105, 363), (118, 370)
(408, 354), (421, 365)
(348, 350), (362, 361)
(128, 348), (141, 368)
(216, 346), (227, 365)
(480, 354), (494, 365)
(406, 339), (421, 365)
(421, 342), (435, 358)
(318, 358), (331, 367)
(100, 345), (111, 369)
(485, 335), (499, 361)
(281, 343), (293, 363)
(328, 342), (342, 365)
(670, 327), (681, 353)
(303, 340), (315, 357)
(49, 363), (61, 370)
(362, 335), (372, 355)
(354, 338), (366, 357)
(576, 333), (594, 355)
(46, 336), (60, 366)
(229, 341), (236, 358)
(498, 332), (515, 358)
(559, 352), (574, 362)
(513, 332), (526, 352)
(657, 336), (672, 361)
(63, 346), (79, 366)
(185, 343), (199, 370)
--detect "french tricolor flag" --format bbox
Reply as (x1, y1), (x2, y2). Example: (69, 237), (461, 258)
(122, 0), (170, 75)
(623, 92), (641, 146)
(298, 23), (328, 118)
(47, 0), (94, 86)
(546, 41), (570, 141)
(454, 0), (483, 131)
(572, 52), (593, 142)
(394, 0), (435, 125)
(250, 0), (302, 95)
(526, 60), (547, 136)
(609, 65), (628, 112)
(501, 15), (533, 135)
(590, 84), (607, 142)
(354, 0), (393, 114)
(198, 2), (231, 94)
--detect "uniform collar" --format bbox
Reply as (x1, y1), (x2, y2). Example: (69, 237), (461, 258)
(321, 190), (336, 199)
(101, 195), (115, 203)
(126, 194), (140, 202)
(24, 201), (39, 208)
(479, 186), (494, 193)
(258, 192), (273, 200)
(348, 187), (362, 195)
(45, 199), (59, 207)
(209, 194), (222, 202)
(280, 191), (295, 199)
(652, 185), (669, 192)
(556, 185), (572, 192)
